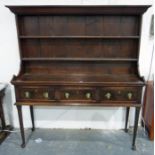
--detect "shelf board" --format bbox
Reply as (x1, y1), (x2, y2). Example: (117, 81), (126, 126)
(22, 58), (138, 61)
(19, 36), (140, 39)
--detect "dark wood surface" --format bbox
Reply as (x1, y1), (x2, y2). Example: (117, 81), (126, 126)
(7, 5), (150, 149)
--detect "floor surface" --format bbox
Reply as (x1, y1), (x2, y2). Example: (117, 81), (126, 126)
(0, 128), (153, 155)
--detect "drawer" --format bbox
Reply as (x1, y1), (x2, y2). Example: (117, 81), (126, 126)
(100, 87), (141, 101)
(16, 86), (54, 101)
(57, 87), (96, 101)
(15, 86), (142, 104)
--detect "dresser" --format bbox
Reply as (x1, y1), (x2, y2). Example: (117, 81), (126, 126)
(7, 5), (150, 149)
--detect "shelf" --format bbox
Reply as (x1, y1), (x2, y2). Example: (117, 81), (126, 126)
(19, 36), (140, 39)
(14, 73), (144, 86)
(22, 58), (138, 61)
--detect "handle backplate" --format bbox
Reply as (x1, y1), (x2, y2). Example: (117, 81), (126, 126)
(105, 92), (111, 100)
(65, 92), (70, 99)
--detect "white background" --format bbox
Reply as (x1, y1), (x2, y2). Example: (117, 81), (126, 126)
(0, 0), (154, 129)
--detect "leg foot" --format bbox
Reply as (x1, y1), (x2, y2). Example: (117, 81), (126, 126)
(21, 143), (26, 148)
(124, 129), (128, 133)
(131, 145), (136, 150)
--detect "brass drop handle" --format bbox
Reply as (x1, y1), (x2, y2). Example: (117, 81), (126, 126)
(25, 91), (30, 99)
(65, 92), (70, 99)
(127, 92), (132, 100)
(105, 92), (111, 100)
(43, 92), (49, 99)
(86, 92), (91, 99)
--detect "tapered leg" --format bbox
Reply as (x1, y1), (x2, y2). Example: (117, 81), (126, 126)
(16, 105), (26, 148)
(30, 106), (35, 131)
(132, 107), (140, 150)
(125, 107), (130, 133)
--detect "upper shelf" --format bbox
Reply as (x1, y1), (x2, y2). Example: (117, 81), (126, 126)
(22, 58), (138, 61)
(19, 36), (140, 39)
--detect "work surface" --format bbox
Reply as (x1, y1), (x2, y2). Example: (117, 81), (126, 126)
(15, 74), (143, 85)
(0, 128), (153, 155)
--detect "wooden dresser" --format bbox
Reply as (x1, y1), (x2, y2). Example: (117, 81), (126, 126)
(7, 5), (150, 149)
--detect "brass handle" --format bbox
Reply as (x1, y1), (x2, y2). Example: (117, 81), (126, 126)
(86, 92), (91, 99)
(65, 92), (70, 99)
(127, 92), (132, 100)
(105, 92), (111, 100)
(25, 91), (30, 98)
(43, 92), (49, 99)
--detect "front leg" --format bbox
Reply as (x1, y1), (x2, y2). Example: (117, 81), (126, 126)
(124, 107), (130, 133)
(30, 105), (35, 131)
(132, 107), (140, 150)
(16, 105), (26, 148)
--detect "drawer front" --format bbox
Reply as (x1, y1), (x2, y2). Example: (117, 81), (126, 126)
(100, 87), (141, 102)
(15, 86), (142, 104)
(16, 86), (54, 101)
(57, 87), (96, 101)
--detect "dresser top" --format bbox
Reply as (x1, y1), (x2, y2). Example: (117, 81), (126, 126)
(6, 5), (150, 15)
